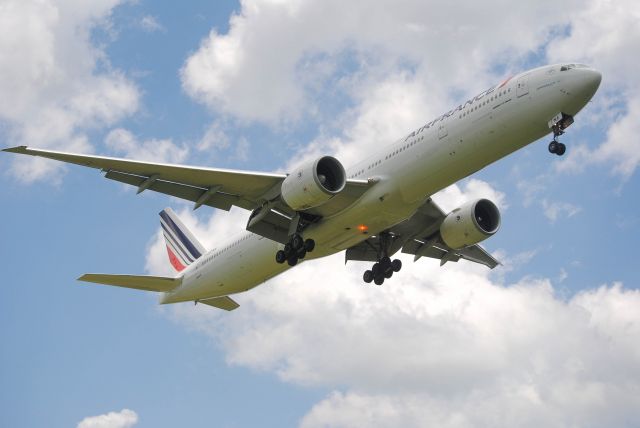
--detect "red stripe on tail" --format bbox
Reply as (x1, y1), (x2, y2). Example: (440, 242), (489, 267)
(166, 245), (186, 272)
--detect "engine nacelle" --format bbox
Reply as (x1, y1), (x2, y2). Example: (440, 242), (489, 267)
(440, 199), (501, 249)
(281, 156), (346, 211)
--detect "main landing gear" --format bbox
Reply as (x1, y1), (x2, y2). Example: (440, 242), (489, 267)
(361, 232), (401, 285)
(275, 233), (315, 267)
(363, 257), (402, 285)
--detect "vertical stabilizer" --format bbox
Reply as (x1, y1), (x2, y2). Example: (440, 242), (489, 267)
(159, 208), (206, 272)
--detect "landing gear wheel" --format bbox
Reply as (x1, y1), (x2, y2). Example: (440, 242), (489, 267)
(374, 275), (384, 286)
(548, 141), (559, 154)
(372, 262), (380, 276)
(275, 250), (287, 264)
(363, 270), (374, 283)
(291, 234), (303, 250)
(380, 256), (391, 269)
(391, 259), (402, 272)
(287, 256), (298, 266)
(556, 142), (566, 156)
(304, 238), (315, 252)
(284, 243), (292, 254)
(384, 270), (393, 279)
(297, 248), (307, 259)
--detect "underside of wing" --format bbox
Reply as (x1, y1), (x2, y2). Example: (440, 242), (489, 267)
(4, 146), (375, 221)
(4, 146), (286, 211)
(402, 238), (499, 268)
(345, 198), (500, 269)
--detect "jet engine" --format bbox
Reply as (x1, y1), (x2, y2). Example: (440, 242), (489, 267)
(281, 156), (346, 211)
(440, 199), (501, 249)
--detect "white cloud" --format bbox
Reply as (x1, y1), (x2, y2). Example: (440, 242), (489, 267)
(165, 248), (640, 427)
(541, 199), (581, 223)
(105, 128), (189, 164)
(180, 0), (580, 125)
(434, 178), (507, 213)
(139, 15), (164, 33)
(0, 0), (139, 182)
(77, 409), (138, 428)
(546, 0), (640, 179)
(553, 98), (640, 181)
(197, 121), (230, 152)
(593, 97), (640, 179)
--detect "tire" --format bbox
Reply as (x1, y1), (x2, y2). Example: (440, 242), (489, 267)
(292, 234), (303, 250)
(548, 141), (558, 154)
(287, 256), (298, 266)
(392, 259), (402, 272)
(284, 243), (292, 255)
(363, 270), (374, 283)
(297, 248), (307, 259)
(384, 269), (393, 279)
(380, 256), (391, 269)
(556, 143), (566, 156)
(275, 250), (287, 264)
(372, 262), (380, 276)
(304, 239), (316, 252)
(374, 275), (384, 286)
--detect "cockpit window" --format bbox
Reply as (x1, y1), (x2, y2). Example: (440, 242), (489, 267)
(561, 63), (588, 71)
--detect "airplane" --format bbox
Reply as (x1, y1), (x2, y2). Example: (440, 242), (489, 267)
(3, 63), (602, 311)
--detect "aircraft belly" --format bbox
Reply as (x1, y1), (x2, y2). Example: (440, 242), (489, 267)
(165, 237), (287, 302)
(304, 182), (422, 252)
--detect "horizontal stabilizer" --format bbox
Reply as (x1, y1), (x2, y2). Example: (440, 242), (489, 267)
(78, 274), (181, 292)
(197, 296), (239, 311)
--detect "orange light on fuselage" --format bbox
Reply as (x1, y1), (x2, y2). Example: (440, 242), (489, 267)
(357, 224), (369, 233)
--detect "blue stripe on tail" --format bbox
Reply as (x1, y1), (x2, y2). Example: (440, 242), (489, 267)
(159, 211), (203, 260)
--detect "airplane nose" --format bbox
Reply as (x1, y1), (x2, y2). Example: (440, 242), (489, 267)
(563, 67), (602, 114)
(578, 68), (602, 99)
(584, 68), (602, 93)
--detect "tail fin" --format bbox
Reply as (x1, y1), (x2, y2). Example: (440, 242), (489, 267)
(159, 208), (206, 272)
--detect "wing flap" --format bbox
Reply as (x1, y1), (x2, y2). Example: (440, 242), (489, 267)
(197, 296), (240, 311)
(105, 170), (247, 211)
(402, 239), (499, 268)
(78, 274), (181, 292)
(456, 245), (500, 268)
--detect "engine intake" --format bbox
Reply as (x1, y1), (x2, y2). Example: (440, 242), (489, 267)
(281, 156), (346, 211)
(440, 199), (501, 249)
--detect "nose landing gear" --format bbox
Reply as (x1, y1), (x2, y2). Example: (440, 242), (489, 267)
(548, 140), (566, 156)
(275, 233), (315, 266)
(547, 113), (573, 156)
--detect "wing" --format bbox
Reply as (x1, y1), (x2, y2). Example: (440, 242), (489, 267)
(3, 146), (372, 216)
(345, 198), (500, 269)
(4, 146), (285, 211)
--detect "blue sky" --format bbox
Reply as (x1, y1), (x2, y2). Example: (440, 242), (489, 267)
(1, 1), (639, 427)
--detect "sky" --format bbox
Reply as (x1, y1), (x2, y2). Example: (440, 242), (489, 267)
(1, 0), (640, 427)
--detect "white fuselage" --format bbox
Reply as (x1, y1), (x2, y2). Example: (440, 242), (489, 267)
(162, 64), (601, 304)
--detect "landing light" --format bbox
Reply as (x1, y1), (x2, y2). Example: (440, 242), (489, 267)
(357, 224), (369, 233)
